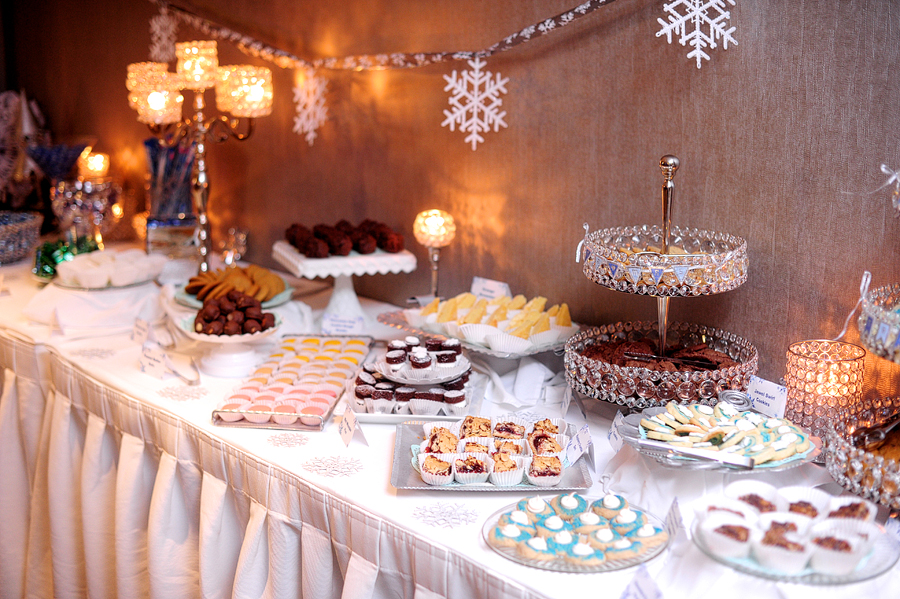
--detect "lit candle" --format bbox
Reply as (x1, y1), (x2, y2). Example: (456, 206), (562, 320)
(79, 152), (109, 179)
(414, 209), (456, 248)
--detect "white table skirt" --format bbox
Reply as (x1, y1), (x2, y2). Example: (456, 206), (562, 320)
(1, 256), (899, 599)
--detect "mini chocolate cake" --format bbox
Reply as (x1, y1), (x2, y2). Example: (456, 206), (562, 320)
(374, 381), (396, 391)
(443, 390), (465, 405)
(435, 351), (458, 367)
(425, 338), (444, 352)
(405, 336), (421, 349)
(387, 339), (408, 353)
(410, 353), (432, 369)
(428, 388), (446, 402)
(385, 349), (407, 369)
(371, 389), (394, 401)
(442, 338), (462, 354)
(354, 384), (375, 399)
(394, 387), (416, 402)
(355, 371), (377, 386)
(442, 377), (466, 391)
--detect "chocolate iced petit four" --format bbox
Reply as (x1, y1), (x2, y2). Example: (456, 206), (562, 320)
(409, 353), (432, 369)
(371, 389), (394, 401)
(428, 388), (446, 402)
(355, 371), (377, 386)
(404, 336), (421, 349)
(374, 381), (396, 391)
(442, 390), (465, 406)
(385, 350), (407, 370)
(550, 493), (589, 521)
(425, 338), (444, 352)
(354, 384), (375, 400)
(435, 351), (458, 367)
(442, 338), (462, 354)
(460, 415), (492, 438)
(493, 420), (526, 439)
(394, 387), (416, 402)
(387, 339), (408, 353)
(425, 427), (458, 453)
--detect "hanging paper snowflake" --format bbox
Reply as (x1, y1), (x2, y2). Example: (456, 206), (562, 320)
(157, 385), (209, 402)
(268, 432), (310, 448)
(69, 348), (117, 360)
(149, 8), (178, 63)
(442, 58), (508, 150)
(657, 0), (737, 69)
(302, 455), (363, 477)
(292, 68), (328, 146)
(412, 502), (479, 529)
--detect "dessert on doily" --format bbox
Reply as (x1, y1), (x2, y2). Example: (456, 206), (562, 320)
(213, 335), (371, 428)
(402, 291), (579, 353)
(285, 219), (404, 257)
(54, 248), (167, 288)
(693, 481), (891, 579)
(182, 264), (287, 303)
(191, 291), (278, 337)
(414, 417), (570, 487)
(485, 492), (668, 572)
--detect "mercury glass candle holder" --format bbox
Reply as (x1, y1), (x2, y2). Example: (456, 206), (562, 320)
(784, 339), (866, 441)
(216, 66), (274, 117)
(176, 40), (219, 90)
(413, 209), (456, 297)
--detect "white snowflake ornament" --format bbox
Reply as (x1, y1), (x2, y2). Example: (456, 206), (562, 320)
(149, 8), (178, 63)
(302, 456), (363, 477)
(442, 58), (509, 150)
(412, 502), (478, 529)
(657, 0), (738, 69)
(293, 68), (328, 146)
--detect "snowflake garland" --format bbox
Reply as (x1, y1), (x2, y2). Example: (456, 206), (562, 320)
(293, 68), (328, 146)
(442, 58), (509, 150)
(302, 456), (363, 477)
(412, 502), (479, 529)
(656, 0), (737, 69)
(69, 348), (117, 360)
(149, 7), (178, 63)
(157, 385), (208, 402)
(268, 432), (310, 448)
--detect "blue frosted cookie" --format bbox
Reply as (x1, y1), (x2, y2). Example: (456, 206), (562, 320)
(550, 492), (588, 521)
(517, 496), (555, 522)
(535, 515), (574, 538)
(516, 535), (557, 561)
(571, 510), (609, 535)
(586, 526), (622, 550)
(605, 537), (643, 561)
(563, 540), (607, 567)
(610, 507), (647, 535)
(498, 510), (537, 535)
(591, 493), (629, 519)
(631, 522), (668, 548)
(488, 523), (534, 548)
(547, 529), (578, 555)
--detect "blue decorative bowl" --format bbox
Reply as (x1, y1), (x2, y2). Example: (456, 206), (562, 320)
(0, 212), (43, 265)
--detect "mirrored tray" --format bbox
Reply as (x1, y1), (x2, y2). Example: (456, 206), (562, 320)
(620, 406), (821, 473)
(390, 422), (591, 491)
(564, 321), (758, 410)
(482, 497), (669, 573)
(858, 283), (900, 364)
(579, 225), (748, 297)
(378, 310), (574, 359)
(691, 519), (900, 585)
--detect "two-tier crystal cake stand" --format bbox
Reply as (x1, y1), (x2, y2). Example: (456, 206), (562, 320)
(565, 156), (758, 410)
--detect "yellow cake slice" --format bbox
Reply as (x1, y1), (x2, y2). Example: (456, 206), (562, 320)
(522, 296), (547, 313)
(531, 312), (551, 335)
(436, 297), (459, 323)
(420, 297), (440, 316)
(508, 294), (527, 310)
(454, 292), (477, 310)
(556, 303), (572, 327)
(460, 298), (488, 324)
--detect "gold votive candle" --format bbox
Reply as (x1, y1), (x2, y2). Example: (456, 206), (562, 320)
(784, 339), (865, 439)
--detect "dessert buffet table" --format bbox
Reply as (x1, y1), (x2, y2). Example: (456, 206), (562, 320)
(1, 256), (899, 599)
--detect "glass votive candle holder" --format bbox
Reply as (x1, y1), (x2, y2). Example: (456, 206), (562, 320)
(784, 339), (866, 440)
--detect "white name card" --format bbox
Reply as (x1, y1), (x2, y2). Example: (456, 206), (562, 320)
(140, 342), (167, 379)
(619, 564), (663, 599)
(664, 498), (685, 539)
(470, 276), (511, 300)
(321, 313), (365, 335)
(132, 318), (152, 345)
(746, 375), (787, 418)
(338, 408), (368, 447)
(564, 423), (595, 469)
(608, 410), (626, 453)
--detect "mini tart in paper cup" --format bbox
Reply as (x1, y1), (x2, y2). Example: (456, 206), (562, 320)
(484, 332), (533, 354)
(526, 433), (569, 457)
(492, 438), (527, 457)
(423, 420), (463, 438)
(417, 452), (455, 486)
(810, 518), (882, 555)
(825, 495), (877, 523)
(527, 417), (568, 437)
(699, 512), (757, 560)
(451, 452), (493, 484)
(724, 480), (780, 516)
(216, 398), (251, 422)
(458, 323), (499, 345)
(525, 456), (564, 487)
(456, 436), (495, 454)
(757, 511), (814, 538)
(808, 527), (867, 576)
(409, 397), (442, 416)
(490, 416), (530, 440)
(776, 485), (833, 521)
(271, 403), (299, 425)
(528, 329), (562, 348)
(403, 308), (426, 328)
(442, 392), (468, 416)
(751, 531), (813, 575)
(489, 455), (529, 487)
(692, 496), (758, 526)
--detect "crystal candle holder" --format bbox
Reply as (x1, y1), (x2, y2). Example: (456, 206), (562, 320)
(129, 70), (184, 125)
(216, 66), (274, 117)
(176, 41), (219, 90)
(784, 339), (866, 441)
(858, 283), (900, 364)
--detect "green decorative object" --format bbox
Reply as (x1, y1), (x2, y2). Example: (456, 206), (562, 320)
(32, 237), (99, 280)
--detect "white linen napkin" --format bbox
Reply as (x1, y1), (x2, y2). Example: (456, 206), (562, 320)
(22, 283), (163, 332)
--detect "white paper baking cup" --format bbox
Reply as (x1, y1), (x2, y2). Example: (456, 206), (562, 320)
(423, 420), (462, 438)
(409, 397), (442, 416)
(490, 416), (529, 439)
(216, 399), (251, 422)
(527, 417), (568, 437)
(825, 496), (877, 523)
(442, 396), (468, 416)
(776, 485), (833, 521)
(528, 329), (562, 348)
(271, 404), (299, 425)
(757, 511), (814, 538)
(752, 533), (813, 574)
(724, 480), (779, 515)
(452, 452), (493, 484)
(692, 497), (758, 526)
(484, 332), (533, 354)
(808, 528), (866, 576)
(242, 404), (274, 424)
(417, 452), (455, 486)
(457, 436), (495, 454)
(371, 398), (394, 414)
(441, 322), (461, 339)
(458, 323), (499, 345)
(810, 518), (882, 555)
(700, 512), (757, 559)
(552, 324), (580, 341)
(110, 267), (138, 287)
(490, 456), (530, 486)
(403, 308), (426, 328)
(394, 401), (411, 415)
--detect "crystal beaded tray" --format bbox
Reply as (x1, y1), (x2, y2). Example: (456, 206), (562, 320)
(857, 283), (900, 364)
(825, 414), (900, 511)
(579, 225), (748, 297)
(482, 498), (669, 573)
(564, 321), (758, 410)
(620, 407), (822, 473)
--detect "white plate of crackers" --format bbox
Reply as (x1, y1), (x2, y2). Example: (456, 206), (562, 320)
(176, 264), (294, 308)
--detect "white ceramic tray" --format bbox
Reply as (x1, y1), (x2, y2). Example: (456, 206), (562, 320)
(272, 239), (417, 280)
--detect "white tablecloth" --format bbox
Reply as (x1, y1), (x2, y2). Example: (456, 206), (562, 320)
(1, 255), (898, 599)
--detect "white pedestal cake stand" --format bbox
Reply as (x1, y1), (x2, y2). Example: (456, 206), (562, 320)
(272, 240), (417, 326)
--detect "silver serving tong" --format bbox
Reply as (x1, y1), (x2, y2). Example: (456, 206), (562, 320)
(623, 351), (718, 370)
(850, 411), (900, 450)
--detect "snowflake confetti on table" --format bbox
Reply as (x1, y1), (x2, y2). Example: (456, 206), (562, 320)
(149, 8), (178, 63)
(69, 348), (117, 360)
(293, 68), (328, 146)
(442, 58), (508, 150)
(412, 502), (478, 529)
(656, 0), (737, 69)
(157, 385), (208, 402)
(268, 432), (310, 448)
(302, 456), (363, 477)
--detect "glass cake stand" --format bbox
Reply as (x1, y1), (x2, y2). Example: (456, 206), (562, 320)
(567, 156), (756, 408)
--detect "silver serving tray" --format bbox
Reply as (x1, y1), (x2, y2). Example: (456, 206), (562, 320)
(390, 421), (592, 491)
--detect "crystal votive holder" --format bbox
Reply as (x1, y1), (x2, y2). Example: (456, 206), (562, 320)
(784, 340), (866, 441)
(564, 321), (758, 410)
(858, 283), (900, 364)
